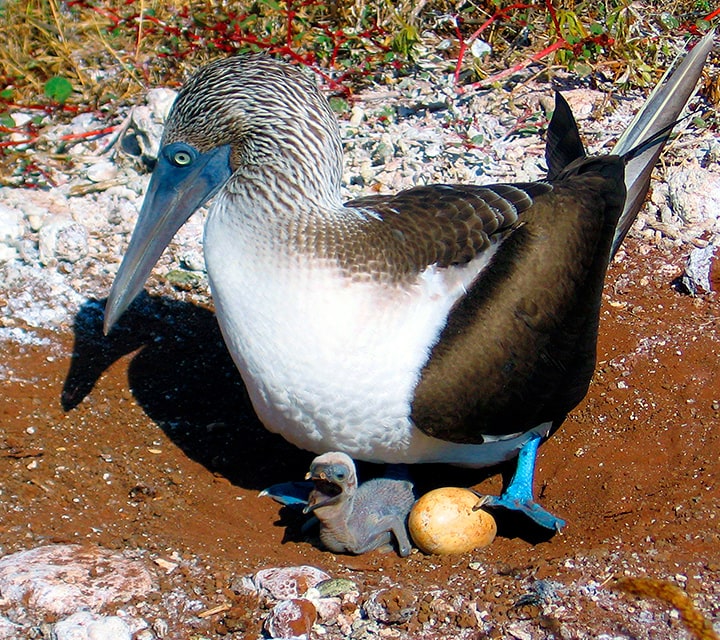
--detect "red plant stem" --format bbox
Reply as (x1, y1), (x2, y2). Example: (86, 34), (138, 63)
(543, 0), (562, 35)
(0, 102), (86, 115)
(453, 18), (467, 86)
(0, 125), (118, 149)
(703, 7), (720, 21)
(466, 38), (568, 89)
(453, 2), (543, 86)
(286, 0), (295, 50)
(0, 136), (39, 148)
(58, 125), (119, 142)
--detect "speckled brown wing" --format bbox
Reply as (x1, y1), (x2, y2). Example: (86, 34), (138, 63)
(341, 182), (552, 281)
(410, 158), (628, 444)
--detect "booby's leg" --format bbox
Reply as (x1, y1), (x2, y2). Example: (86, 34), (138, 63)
(350, 515), (413, 557)
(479, 434), (566, 532)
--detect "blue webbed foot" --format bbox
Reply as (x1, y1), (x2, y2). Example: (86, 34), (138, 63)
(259, 481), (313, 507)
(478, 434), (566, 532)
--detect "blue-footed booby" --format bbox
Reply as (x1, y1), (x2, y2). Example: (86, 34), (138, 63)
(304, 452), (415, 556)
(104, 32), (714, 533)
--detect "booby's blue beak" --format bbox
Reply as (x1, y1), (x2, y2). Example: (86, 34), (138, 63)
(104, 142), (232, 334)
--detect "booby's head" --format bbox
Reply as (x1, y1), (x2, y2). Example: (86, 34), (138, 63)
(303, 452), (358, 514)
(104, 55), (343, 333)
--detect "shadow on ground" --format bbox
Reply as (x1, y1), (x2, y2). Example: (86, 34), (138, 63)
(61, 294), (555, 543)
(61, 294), (311, 491)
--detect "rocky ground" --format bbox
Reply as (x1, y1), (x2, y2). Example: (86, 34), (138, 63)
(0, 54), (719, 640)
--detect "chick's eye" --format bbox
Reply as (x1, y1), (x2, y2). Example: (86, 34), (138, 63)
(173, 150), (193, 166)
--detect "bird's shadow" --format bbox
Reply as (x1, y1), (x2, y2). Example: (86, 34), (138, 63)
(61, 295), (312, 490)
(62, 295), (556, 544)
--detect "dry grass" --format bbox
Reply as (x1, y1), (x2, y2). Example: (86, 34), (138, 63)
(0, 0), (715, 185)
(611, 577), (719, 640)
(0, 0), (714, 105)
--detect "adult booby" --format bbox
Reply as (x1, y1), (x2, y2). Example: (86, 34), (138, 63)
(104, 33), (714, 532)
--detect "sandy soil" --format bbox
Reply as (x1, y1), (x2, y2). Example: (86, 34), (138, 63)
(1, 232), (718, 638)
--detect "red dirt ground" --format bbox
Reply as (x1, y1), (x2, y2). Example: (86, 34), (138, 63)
(1, 237), (718, 638)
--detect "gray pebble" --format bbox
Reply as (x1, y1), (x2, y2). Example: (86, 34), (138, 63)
(0, 204), (23, 262)
(38, 217), (89, 265)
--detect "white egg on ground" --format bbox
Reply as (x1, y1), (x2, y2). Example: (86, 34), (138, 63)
(408, 487), (497, 555)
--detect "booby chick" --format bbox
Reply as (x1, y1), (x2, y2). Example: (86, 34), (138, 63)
(103, 33), (713, 533)
(304, 452), (415, 556)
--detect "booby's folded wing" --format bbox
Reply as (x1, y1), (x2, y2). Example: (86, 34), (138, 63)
(345, 182), (551, 278)
(410, 157), (627, 444)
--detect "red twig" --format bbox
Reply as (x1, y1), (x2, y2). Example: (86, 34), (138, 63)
(58, 125), (119, 142)
(466, 38), (567, 89)
(703, 7), (720, 21)
(0, 136), (40, 148)
(0, 125), (118, 149)
(285, 0), (295, 51)
(453, 2), (541, 86)
(452, 0), (615, 91)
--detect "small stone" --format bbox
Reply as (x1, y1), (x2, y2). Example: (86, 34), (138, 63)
(38, 216), (88, 264)
(165, 268), (201, 290)
(0, 616), (22, 640)
(152, 618), (169, 637)
(362, 587), (417, 624)
(124, 95), (173, 162)
(561, 89), (605, 120)
(314, 578), (358, 598)
(27, 213), (45, 232)
(681, 244), (717, 294)
(667, 162), (720, 226)
(0, 204), (23, 242)
(180, 250), (205, 272)
(305, 586), (346, 624)
(0, 544), (154, 616)
(312, 596), (342, 624)
(253, 565), (331, 601)
(505, 621), (534, 640)
(264, 598), (316, 639)
(424, 142), (443, 158)
(350, 106), (365, 126)
(54, 612), (132, 640)
(146, 87), (177, 123)
(11, 112), (34, 127)
(0, 244), (19, 263)
(0, 204), (22, 262)
(470, 39), (492, 58)
(86, 160), (118, 183)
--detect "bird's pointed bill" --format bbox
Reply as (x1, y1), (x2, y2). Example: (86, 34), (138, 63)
(104, 143), (232, 334)
(303, 476), (344, 514)
(259, 481), (313, 507)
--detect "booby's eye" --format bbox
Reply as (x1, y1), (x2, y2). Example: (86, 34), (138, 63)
(172, 150), (193, 166)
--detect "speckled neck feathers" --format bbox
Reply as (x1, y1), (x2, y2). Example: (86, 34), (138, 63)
(165, 56), (553, 286)
(164, 55), (344, 208)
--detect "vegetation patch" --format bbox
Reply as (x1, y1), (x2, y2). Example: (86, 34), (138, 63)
(0, 0), (716, 186)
